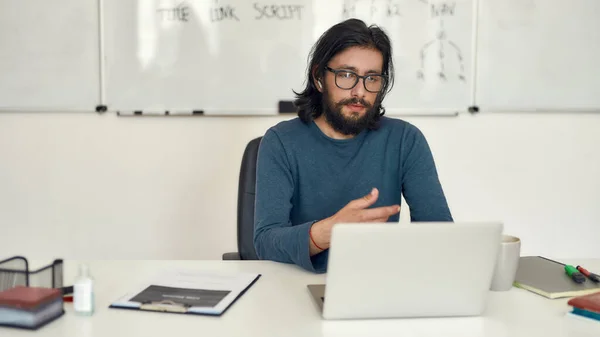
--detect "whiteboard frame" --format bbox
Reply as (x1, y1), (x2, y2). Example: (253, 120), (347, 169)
(98, 0), (107, 109)
(470, 0), (480, 111)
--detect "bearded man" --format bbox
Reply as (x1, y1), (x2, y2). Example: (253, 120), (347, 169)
(253, 19), (453, 273)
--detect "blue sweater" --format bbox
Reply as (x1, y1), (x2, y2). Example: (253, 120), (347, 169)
(253, 117), (453, 273)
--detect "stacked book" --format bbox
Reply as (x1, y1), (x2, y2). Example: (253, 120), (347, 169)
(0, 286), (64, 330)
(568, 291), (600, 323)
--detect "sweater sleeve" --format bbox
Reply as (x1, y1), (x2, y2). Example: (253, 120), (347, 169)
(400, 125), (453, 222)
(253, 129), (326, 273)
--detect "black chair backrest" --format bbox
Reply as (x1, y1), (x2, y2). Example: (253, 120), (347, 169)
(237, 137), (262, 260)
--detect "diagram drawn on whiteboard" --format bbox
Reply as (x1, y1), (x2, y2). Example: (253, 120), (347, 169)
(341, 0), (465, 83)
(417, 1), (465, 82)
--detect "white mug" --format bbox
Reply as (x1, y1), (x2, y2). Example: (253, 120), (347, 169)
(490, 235), (521, 291)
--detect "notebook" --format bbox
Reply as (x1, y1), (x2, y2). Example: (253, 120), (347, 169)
(513, 256), (600, 299)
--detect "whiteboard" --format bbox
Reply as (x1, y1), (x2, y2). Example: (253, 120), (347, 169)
(475, 0), (600, 111)
(103, 0), (315, 115)
(0, 0), (101, 112)
(103, 0), (473, 116)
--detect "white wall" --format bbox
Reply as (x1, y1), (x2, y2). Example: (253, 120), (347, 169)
(1, 111), (599, 261)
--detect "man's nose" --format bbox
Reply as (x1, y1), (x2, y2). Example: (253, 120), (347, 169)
(350, 78), (366, 98)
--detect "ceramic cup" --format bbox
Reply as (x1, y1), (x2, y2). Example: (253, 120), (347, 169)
(490, 235), (521, 291)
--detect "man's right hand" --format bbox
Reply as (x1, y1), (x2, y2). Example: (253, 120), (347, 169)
(308, 188), (400, 254)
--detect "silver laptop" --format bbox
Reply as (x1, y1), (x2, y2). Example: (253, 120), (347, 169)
(308, 221), (503, 320)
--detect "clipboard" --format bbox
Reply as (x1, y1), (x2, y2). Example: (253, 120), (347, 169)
(109, 270), (261, 316)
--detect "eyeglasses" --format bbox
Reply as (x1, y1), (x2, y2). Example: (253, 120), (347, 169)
(325, 66), (386, 93)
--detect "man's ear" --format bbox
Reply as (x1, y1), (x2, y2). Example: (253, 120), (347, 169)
(312, 66), (323, 92)
(313, 77), (323, 93)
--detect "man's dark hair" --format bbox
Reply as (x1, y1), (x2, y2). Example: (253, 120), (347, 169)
(293, 19), (395, 129)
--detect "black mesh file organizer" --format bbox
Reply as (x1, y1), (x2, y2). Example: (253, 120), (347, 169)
(0, 256), (65, 330)
(0, 256), (64, 293)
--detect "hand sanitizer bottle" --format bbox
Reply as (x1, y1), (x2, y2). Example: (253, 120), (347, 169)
(73, 264), (95, 316)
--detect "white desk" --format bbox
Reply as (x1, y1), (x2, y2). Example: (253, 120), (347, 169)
(6, 259), (600, 337)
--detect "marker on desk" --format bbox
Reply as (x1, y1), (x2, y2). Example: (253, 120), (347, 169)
(576, 265), (600, 283)
(565, 265), (586, 284)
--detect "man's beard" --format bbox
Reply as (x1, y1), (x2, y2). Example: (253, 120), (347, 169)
(322, 89), (380, 136)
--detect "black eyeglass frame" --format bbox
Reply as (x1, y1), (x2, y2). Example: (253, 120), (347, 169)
(324, 66), (387, 93)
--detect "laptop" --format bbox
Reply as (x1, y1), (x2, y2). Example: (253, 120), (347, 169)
(308, 221), (503, 320)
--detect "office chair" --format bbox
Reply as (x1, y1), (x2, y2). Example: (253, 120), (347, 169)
(222, 136), (262, 260)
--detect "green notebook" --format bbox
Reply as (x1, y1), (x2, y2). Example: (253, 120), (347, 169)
(513, 256), (600, 299)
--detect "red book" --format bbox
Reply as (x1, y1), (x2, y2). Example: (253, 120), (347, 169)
(0, 286), (61, 310)
(567, 291), (600, 313)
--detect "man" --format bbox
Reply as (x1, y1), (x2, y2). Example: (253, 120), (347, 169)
(253, 18), (453, 273)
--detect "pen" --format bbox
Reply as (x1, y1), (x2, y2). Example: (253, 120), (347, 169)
(564, 265), (586, 284)
(576, 265), (600, 283)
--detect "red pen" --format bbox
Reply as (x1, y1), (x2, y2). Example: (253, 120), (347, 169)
(63, 295), (73, 302)
(576, 265), (600, 283)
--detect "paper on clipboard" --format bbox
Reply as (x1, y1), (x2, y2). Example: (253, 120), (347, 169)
(109, 269), (261, 316)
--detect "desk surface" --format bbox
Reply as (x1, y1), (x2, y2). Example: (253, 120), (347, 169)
(6, 259), (600, 337)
